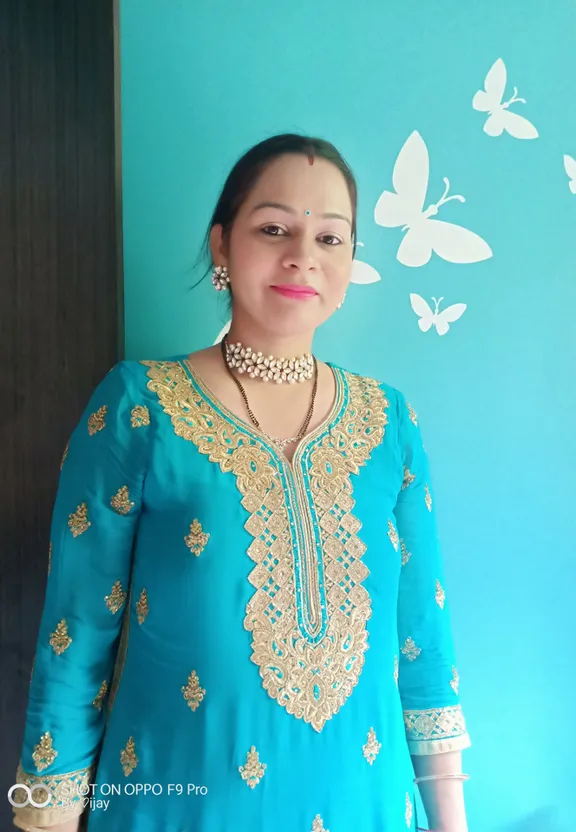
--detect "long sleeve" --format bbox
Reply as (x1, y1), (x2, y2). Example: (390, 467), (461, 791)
(393, 390), (471, 756)
(12, 362), (151, 829)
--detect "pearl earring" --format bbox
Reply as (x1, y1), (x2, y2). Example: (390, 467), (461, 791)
(211, 265), (230, 291)
(337, 292), (347, 309)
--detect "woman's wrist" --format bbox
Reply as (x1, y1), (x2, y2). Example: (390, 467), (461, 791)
(416, 778), (468, 832)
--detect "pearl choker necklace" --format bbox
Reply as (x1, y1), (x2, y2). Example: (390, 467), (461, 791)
(223, 338), (315, 384)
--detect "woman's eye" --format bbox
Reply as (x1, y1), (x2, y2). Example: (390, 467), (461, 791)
(261, 225), (286, 236)
(261, 226), (341, 245)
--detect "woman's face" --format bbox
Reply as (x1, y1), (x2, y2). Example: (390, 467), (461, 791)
(210, 153), (354, 339)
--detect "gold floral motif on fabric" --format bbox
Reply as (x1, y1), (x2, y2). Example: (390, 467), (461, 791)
(131, 405), (150, 428)
(60, 440), (69, 470)
(136, 588), (149, 624)
(68, 503), (90, 537)
(450, 666), (460, 695)
(120, 737), (138, 776)
(50, 620), (72, 655)
(32, 733), (58, 772)
(388, 519), (399, 551)
(425, 483), (432, 511)
(402, 466), (416, 490)
(182, 670), (206, 711)
(312, 815), (330, 832)
(88, 405), (107, 436)
(401, 636), (421, 662)
(403, 705), (467, 742)
(407, 403), (418, 426)
(105, 580), (127, 614)
(405, 792), (413, 828)
(185, 519), (210, 556)
(239, 746), (266, 788)
(363, 727), (382, 764)
(110, 486), (134, 515)
(92, 680), (109, 710)
(435, 579), (445, 609)
(400, 540), (411, 566)
(13, 762), (94, 818)
(142, 361), (388, 732)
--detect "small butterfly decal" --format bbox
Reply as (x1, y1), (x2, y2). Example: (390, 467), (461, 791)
(350, 242), (381, 284)
(410, 294), (467, 336)
(213, 319), (231, 345)
(473, 58), (538, 139)
(374, 130), (492, 268)
(563, 155), (576, 194)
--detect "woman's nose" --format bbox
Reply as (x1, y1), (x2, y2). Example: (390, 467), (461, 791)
(281, 238), (319, 272)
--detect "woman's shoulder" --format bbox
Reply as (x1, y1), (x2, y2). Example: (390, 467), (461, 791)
(113, 353), (189, 375)
(330, 361), (409, 409)
(98, 354), (189, 399)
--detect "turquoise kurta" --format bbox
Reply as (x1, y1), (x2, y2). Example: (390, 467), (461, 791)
(13, 356), (470, 832)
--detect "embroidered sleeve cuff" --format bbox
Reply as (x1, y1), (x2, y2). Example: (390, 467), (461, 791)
(11, 762), (94, 828)
(403, 705), (471, 755)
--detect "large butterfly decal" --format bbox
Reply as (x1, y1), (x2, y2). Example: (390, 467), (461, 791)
(374, 130), (493, 268)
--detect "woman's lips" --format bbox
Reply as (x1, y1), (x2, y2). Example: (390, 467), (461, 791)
(271, 284), (319, 299)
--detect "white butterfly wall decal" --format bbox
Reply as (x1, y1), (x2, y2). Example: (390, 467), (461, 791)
(563, 155), (576, 194)
(350, 241), (381, 284)
(473, 58), (538, 139)
(410, 294), (467, 336)
(374, 130), (493, 268)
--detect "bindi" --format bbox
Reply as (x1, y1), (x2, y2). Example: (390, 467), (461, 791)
(305, 154), (315, 214)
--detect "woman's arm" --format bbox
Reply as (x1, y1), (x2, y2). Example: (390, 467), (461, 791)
(392, 390), (471, 832)
(12, 362), (150, 830)
(412, 750), (468, 832)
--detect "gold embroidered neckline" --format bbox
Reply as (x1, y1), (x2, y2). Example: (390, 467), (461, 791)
(141, 359), (389, 731)
(181, 358), (345, 469)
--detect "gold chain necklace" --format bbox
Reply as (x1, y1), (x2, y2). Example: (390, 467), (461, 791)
(220, 336), (318, 452)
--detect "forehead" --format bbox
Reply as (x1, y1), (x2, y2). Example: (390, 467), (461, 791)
(242, 154), (352, 215)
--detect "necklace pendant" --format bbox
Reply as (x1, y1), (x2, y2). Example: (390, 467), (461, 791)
(270, 435), (298, 451)
(220, 336), (318, 456)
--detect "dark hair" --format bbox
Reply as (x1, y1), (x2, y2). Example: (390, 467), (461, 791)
(193, 133), (358, 285)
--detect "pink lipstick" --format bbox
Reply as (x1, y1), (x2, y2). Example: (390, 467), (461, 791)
(271, 284), (318, 300)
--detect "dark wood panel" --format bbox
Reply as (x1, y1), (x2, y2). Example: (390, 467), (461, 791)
(0, 2), (121, 826)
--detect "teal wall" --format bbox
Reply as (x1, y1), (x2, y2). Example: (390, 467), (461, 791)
(120, 2), (576, 829)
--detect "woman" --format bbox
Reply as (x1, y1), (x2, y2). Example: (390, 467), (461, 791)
(12, 134), (471, 832)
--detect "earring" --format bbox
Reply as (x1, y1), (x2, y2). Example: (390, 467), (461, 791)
(337, 292), (347, 309)
(211, 265), (230, 291)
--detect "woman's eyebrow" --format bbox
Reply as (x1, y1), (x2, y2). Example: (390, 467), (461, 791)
(250, 202), (351, 226)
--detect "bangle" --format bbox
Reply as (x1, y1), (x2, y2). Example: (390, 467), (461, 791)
(413, 773), (470, 784)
